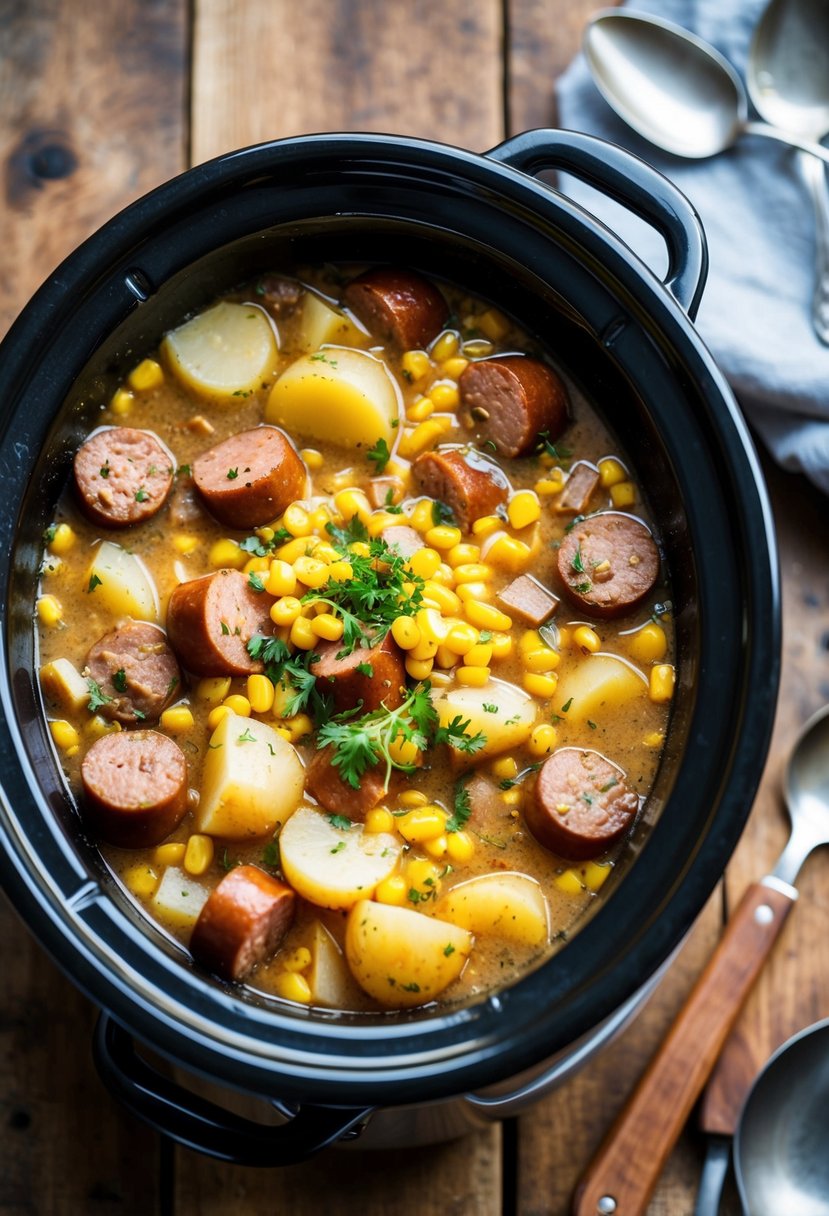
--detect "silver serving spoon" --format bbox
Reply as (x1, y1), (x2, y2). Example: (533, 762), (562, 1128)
(747, 0), (829, 344)
(584, 9), (829, 165)
(735, 1018), (829, 1215)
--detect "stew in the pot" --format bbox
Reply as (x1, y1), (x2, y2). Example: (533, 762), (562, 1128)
(36, 265), (674, 1011)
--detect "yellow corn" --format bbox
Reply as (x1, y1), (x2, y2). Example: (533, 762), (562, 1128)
(47, 523), (76, 555)
(270, 596), (302, 627)
(309, 613), (343, 642)
(333, 488), (371, 524)
(283, 503), (312, 537)
(399, 790), (429, 808)
(397, 420), (446, 459)
(471, 515), (502, 539)
(464, 642), (493, 667)
(84, 714), (120, 739)
(246, 674), (275, 714)
(196, 676), (232, 704)
(410, 635), (438, 661)
(402, 349), (431, 382)
(266, 560), (297, 598)
(523, 647), (559, 673)
(388, 736), (420, 766)
(282, 946), (312, 974)
(456, 581), (492, 603)
(416, 607), (450, 645)
(276, 536), (312, 564)
(643, 730), (666, 748)
(492, 756), (518, 780)
(649, 664), (675, 703)
(435, 644), (457, 668)
(430, 382), (459, 409)
(520, 629), (542, 653)
(441, 356), (469, 379)
(477, 308), (510, 341)
(364, 807), (395, 834)
(535, 476), (565, 496)
(573, 625), (601, 654)
(391, 616), (421, 650)
(524, 672), (558, 699)
(208, 539), (245, 569)
(409, 499), (436, 534)
(610, 480), (636, 509)
(406, 857), (442, 892)
(327, 559), (353, 583)
(273, 972), (312, 1003)
(128, 358), (164, 392)
(110, 387), (134, 416)
(628, 622), (668, 664)
(422, 580), (462, 615)
(443, 621), (479, 656)
(375, 875), (409, 906)
(456, 665), (490, 687)
(172, 534), (199, 555)
(273, 725), (292, 741)
(446, 831), (475, 863)
(207, 704), (232, 731)
(49, 720), (79, 751)
(160, 705), (195, 734)
(554, 869), (585, 896)
(582, 861), (612, 892)
(464, 600), (512, 632)
(153, 842), (187, 867)
(397, 807), (447, 844)
(349, 541), (371, 559)
(290, 615), (316, 650)
(507, 490), (541, 530)
(222, 694), (251, 717)
(36, 595), (62, 626)
(463, 338), (494, 358)
(284, 713), (313, 742)
(424, 524), (462, 550)
(405, 656), (434, 681)
(431, 561), (455, 587)
(528, 723), (557, 757)
(490, 632), (512, 660)
(598, 457), (627, 488)
(184, 834), (214, 877)
(293, 555), (329, 589)
(431, 331), (459, 362)
(300, 447), (324, 471)
(407, 397), (435, 423)
(445, 543), (480, 568)
(452, 562), (491, 584)
(501, 788), (522, 807)
(484, 534), (532, 572)
(123, 864), (159, 899)
(243, 555), (270, 575)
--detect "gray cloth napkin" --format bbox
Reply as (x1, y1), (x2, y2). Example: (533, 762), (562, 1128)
(556, 0), (829, 494)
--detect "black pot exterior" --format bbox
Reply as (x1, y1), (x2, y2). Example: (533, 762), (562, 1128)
(0, 132), (779, 1114)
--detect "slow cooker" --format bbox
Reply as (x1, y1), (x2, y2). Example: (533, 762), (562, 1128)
(0, 129), (779, 1164)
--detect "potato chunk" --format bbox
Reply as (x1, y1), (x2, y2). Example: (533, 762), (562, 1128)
(298, 293), (367, 352)
(301, 921), (367, 1010)
(432, 678), (535, 761)
(278, 805), (400, 910)
(162, 302), (278, 402)
(552, 653), (647, 725)
(151, 867), (209, 931)
(345, 900), (472, 1008)
(196, 712), (304, 839)
(39, 658), (90, 713)
(266, 348), (401, 448)
(435, 873), (549, 947)
(87, 541), (159, 622)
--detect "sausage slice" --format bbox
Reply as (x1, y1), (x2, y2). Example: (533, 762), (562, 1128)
(80, 730), (188, 848)
(74, 427), (174, 528)
(305, 746), (387, 821)
(193, 426), (307, 529)
(343, 267), (448, 349)
(459, 356), (569, 458)
(310, 633), (405, 715)
(257, 275), (303, 317)
(557, 512), (660, 619)
(411, 447), (508, 532)
(497, 574), (559, 626)
(526, 748), (639, 860)
(85, 622), (181, 725)
(190, 865), (296, 982)
(380, 524), (422, 560)
(166, 570), (275, 676)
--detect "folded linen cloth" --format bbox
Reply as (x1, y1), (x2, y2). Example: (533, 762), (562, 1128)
(556, 0), (829, 494)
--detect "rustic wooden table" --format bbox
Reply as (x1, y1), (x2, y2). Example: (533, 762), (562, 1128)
(2, 2), (828, 1212)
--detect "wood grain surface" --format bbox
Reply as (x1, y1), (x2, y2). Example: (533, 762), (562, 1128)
(1, 2), (828, 1215)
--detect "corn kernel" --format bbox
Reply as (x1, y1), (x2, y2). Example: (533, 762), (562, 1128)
(172, 534), (199, 555)
(431, 331), (459, 362)
(349, 541), (371, 560)
(365, 807), (395, 834)
(409, 499), (436, 533)
(47, 523), (76, 555)
(276, 536), (313, 564)
(430, 382), (459, 410)
(283, 503), (312, 537)
(528, 723), (558, 757)
(243, 555), (270, 575)
(123, 864), (159, 899)
(406, 857), (441, 891)
(501, 788), (522, 807)
(598, 457), (627, 488)
(327, 559), (353, 583)
(84, 714), (120, 739)
(443, 621), (478, 656)
(490, 632), (512, 660)
(273, 726), (292, 741)
(270, 596), (302, 627)
(375, 875), (409, 906)
(265, 559), (296, 598)
(435, 644), (457, 668)
(405, 656), (434, 681)
(445, 544), (480, 568)
(610, 480), (636, 509)
(37, 595), (63, 626)
(160, 705), (195, 734)
(110, 387), (134, 416)
(154, 842), (187, 867)
(293, 555), (329, 589)
(484, 533), (532, 573)
(410, 635), (438, 661)
(463, 338), (494, 358)
(301, 447), (324, 470)
(282, 946), (313, 974)
(128, 358), (164, 392)
(535, 477), (564, 496)
(246, 674), (275, 714)
(507, 490), (541, 530)
(424, 525), (461, 551)
(309, 613), (343, 642)
(49, 720), (79, 751)
(452, 563), (490, 585)
(407, 396), (435, 423)
(222, 694), (251, 717)
(397, 807), (447, 844)
(284, 713), (314, 742)
(521, 649), (558, 676)
(477, 308), (510, 341)
(196, 676), (232, 704)
(465, 600), (512, 632)
(389, 615), (420, 651)
(492, 756), (518, 780)
(416, 607), (450, 645)
(446, 830), (475, 863)
(520, 629), (542, 653)
(208, 539), (245, 569)
(471, 515), (502, 539)
(184, 834), (214, 877)
(456, 581), (492, 603)
(441, 356), (469, 378)
(524, 672), (558, 699)
(628, 622), (668, 664)
(207, 704), (232, 730)
(456, 665), (490, 687)
(422, 580), (462, 615)
(368, 510), (403, 538)
(334, 488), (371, 525)
(582, 861), (612, 892)
(554, 869), (585, 896)
(464, 642), (493, 667)
(423, 834), (449, 859)
(290, 615), (316, 650)
(401, 349), (431, 382)
(397, 420), (446, 459)
(649, 664), (675, 703)
(431, 561), (456, 587)
(273, 971), (312, 1004)
(573, 625), (601, 654)
(399, 790), (429, 808)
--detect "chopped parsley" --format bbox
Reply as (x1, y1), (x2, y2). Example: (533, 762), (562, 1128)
(330, 841), (346, 855)
(561, 697), (573, 713)
(220, 622), (230, 635)
(248, 571), (266, 592)
(482, 703), (498, 714)
(356, 662), (374, 677)
(261, 841), (280, 870)
(366, 437), (391, 474)
(86, 678), (112, 713)
(99, 463), (110, 479)
(443, 943), (456, 957)
(384, 488), (403, 513)
(446, 781), (472, 833)
(536, 430), (572, 462)
(247, 635), (331, 723)
(237, 727), (257, 743)
(309, 352), (338, 367)
(587, 720), (598, 730)
(176, 464), (192, 478)
(571, 545), (586, 575)
(43, 524), (57, 544)
(328, 814), (352, 831)
(87, 574), (102, 593)
(226, 467), (239, 480)
(600, 778), (618, 793)
(112, 668), (128, 693)
(239, 529), (291, 558)
(431, 499), (455, 527)
(134, 487), (149, 503)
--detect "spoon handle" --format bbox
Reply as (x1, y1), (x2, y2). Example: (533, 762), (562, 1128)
(800, 151), (829, 346)
(571, 878), (796, 1216)
(743, 121), (829, 165)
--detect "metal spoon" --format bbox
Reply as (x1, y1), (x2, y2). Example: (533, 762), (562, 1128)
(573, 704), (829, 1216)
(584, 9), (829, 165)
(747, 0), (829, 344)
(735, 1017), (829, 1215)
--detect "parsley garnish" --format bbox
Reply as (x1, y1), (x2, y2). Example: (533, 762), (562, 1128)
(328, 814), (352, 830)
(247, 635), (331, 723)
(43, 524), (57, 544)
(330, 841), (346, 855)
(237, 727), (256, 743)
(561, 697), (573, 713)
(239, 529), (291, 558)
(587, 719), (597, 730)
(482, 703), (497, 714)
(564, 514), (585, 534)
(443, 943), (456, 957)
(248, 571), (266, 592)
(87, 574), (102, 593)
(310, 352), (338, 367)
(112, 668), (128, 693)
(176, 464), (192, 478)
(431, 499), (455, 527)
(600, 778), (618, 793)
(446, 781), (472, 833)
(571, 545), (586, 575)
(384, 488), (403, 514)
(86, 678), (112, 713)
(536, 430), (573, 462)
(356, 662), (374, 677)
(367, 437), (391, 474)
(99, 463), (110, 479)
(261, 841), (280, 870)
(220, 622), (230, 636)
(134, 487), (149, 503)
(227, 467), (239, 480)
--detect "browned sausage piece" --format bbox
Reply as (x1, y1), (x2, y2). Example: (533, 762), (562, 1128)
(367, 475), (405, 509)
(381, 524), (422, 560)
(80, 730), (188, 848)
(556, 512), (660, 619)
(497, 574), (559, 626)
(85, 622), (181, 725)
(305, 746), (387, 821)
(257, 275), (303, 317)
(166, 570), (275, 676)
(193, 426), (307, 529)
(190, 865), (296, 983)
(411, 448), (508, 532)
(459, 356), (569, 458)
(526, 748), (639, 860)
(74, 427), (174, 528)
(343, 268), (448, 350)
(553, 461), (600, 515)
(310, 633), (405, 715)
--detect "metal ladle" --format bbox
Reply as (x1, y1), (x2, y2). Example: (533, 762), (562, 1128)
(583, 9), (829, 165)
(747, 0), (829, 344)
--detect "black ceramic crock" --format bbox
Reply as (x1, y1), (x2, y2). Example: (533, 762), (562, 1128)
(0, 129), (779, 1164)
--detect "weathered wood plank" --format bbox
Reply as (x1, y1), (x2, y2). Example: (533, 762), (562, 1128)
(0, 0), (187, 1209)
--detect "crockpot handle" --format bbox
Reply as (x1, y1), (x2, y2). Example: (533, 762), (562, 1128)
(93, 1013), (374, 1166)
(486, 129), (708, 319)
